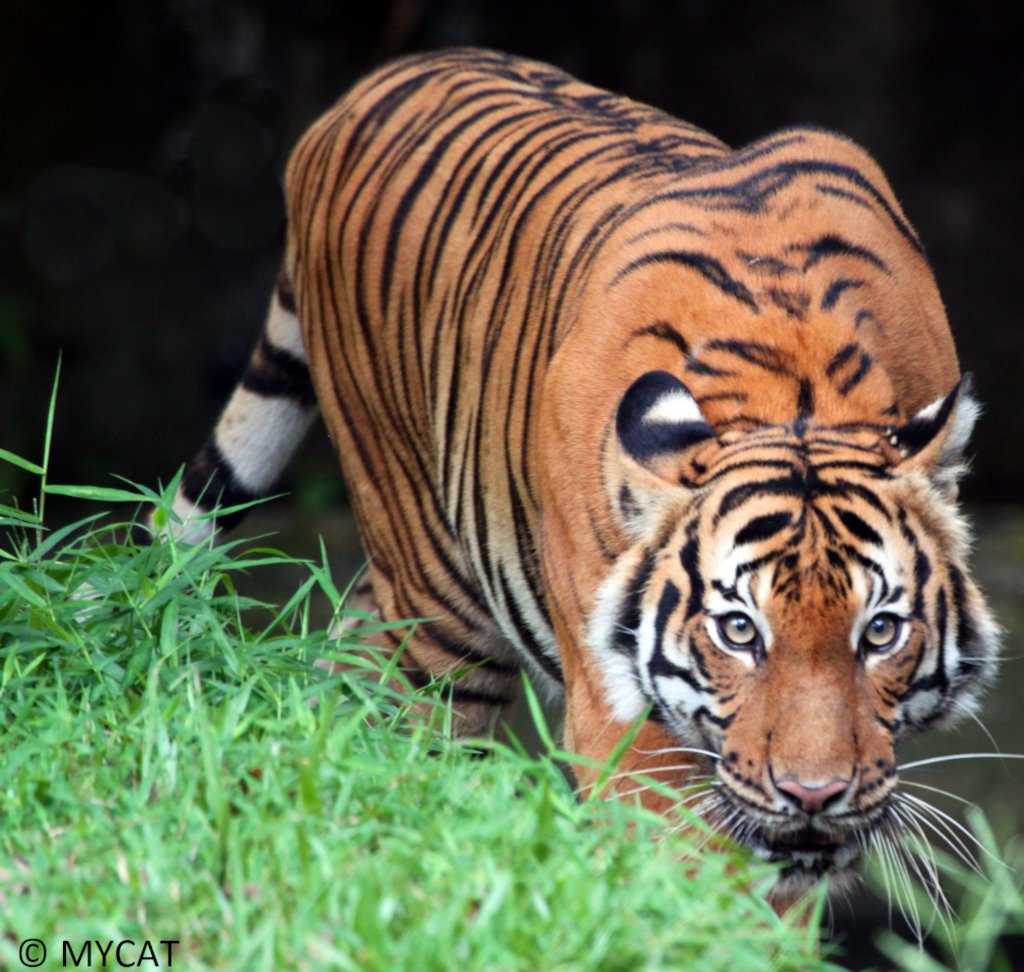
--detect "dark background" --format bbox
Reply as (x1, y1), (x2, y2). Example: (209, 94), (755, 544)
(2, 3), (1021, 968)
(1, 1), (1022, 503)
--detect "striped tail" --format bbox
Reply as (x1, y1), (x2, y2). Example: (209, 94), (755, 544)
(144, 272), (318, 543)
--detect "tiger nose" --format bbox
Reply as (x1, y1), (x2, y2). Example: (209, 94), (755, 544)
(774, 776), (850, 814)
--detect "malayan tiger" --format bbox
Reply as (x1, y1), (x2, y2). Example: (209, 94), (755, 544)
(150, 48), (1000, 905)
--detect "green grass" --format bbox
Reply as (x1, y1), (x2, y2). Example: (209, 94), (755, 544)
(0, 456), (839, 971)
(0, 405), (1020, 970)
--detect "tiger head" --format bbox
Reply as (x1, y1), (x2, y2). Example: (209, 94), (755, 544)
(591, 369), (1000, 893)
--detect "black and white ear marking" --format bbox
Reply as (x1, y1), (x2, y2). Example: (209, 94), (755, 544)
(616, 371), (715, 466)
(890, 373), (979, 497)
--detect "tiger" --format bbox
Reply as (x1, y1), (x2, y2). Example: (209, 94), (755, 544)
(151, 48), (1000, 903)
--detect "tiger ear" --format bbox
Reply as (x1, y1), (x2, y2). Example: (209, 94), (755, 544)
(889, 374), (979, 500)
(613, 371), (715, 539)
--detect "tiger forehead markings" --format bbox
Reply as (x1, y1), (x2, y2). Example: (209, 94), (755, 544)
(159, 49), (999, 902)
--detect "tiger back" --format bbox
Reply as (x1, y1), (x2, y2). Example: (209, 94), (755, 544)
(163, 48), (999, 900)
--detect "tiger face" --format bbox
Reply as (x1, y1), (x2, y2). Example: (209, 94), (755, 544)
(592, 370), (999, 889)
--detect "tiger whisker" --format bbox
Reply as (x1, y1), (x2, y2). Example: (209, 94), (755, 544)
(674, 790), (723, 822)
(609, 764), (711, 782)
(888, 802), (957, 937)
(606, 774), (712, 794)
(901, 812), (984, 882)
(897, 790), (1003, 865)
(634, 745), (722, 762)
(899, 778), (979, 809)
(947, 697), (1005, 756)
(894, 792), (994, 874)
(667, 790), (727, 841)
(876, 821), (923, 944)
(715, 804), (748, 843)
(659, 792), (727, 843)
(611, 775), (714, 803)
(576, 756), (697, 789)
(869, 827), (896, 928)
(887, 828), (928, 944)
(577, 765), (712, 800)
(897, 752), (1024, 772)
(586, 763), (701, 789)
(694, 795), (741, 849)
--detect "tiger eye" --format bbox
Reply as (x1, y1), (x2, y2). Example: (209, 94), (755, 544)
(718, 613), (758, 648)
(862, 614), (902, 652)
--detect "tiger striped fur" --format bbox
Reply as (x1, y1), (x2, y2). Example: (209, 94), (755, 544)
(154, 49), (1000, 899)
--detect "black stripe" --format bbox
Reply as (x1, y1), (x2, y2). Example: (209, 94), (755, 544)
(471, 115), (576, 228)
(912, 548), (932, 617)
(425, 107), (549, 296)
(948, 566), (982, 679)
(765, 288), (809, 320)
(689, 638), (714, 682)
(180, 440), (257, 529)
(649, 583), (706, 694)
(654, 581), (681, 646)
(875, 712), (901, 732)
(836, 508), (882, 546)
(241, 335), (317, 406)
(421, 621), (521, 676)
(825, 342), (859, 377)
(825, 547), (852, 587)
(381, 95), (518, 316)
(734, 511), (793, 547)
(795, 234), (889, 273)
(685, 357), (734, 378)
(716, 472), (805, 522)
(796, 379), (815, 418)
(696, 391), (748, 406)
(611, 251), (759, 312)
(615, 550), (658, 655)
(631, 320), (690, 357)
(735, 251), (797, 276)
(812, 458), (889, 477)
(706, 339), (791, 375)
(276, 272), (296, 313)
(933, 586), (950, 694)
(620, 157), (923, 255)
(814, 182), (875, 213)
(821, 277), (865, 311)
(495, 561), (563, 682)
(695, 706), (735, 729)
(703, 457), (796, 484)
(679, 532), (704, 619)
(838, 351), (873, 396)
